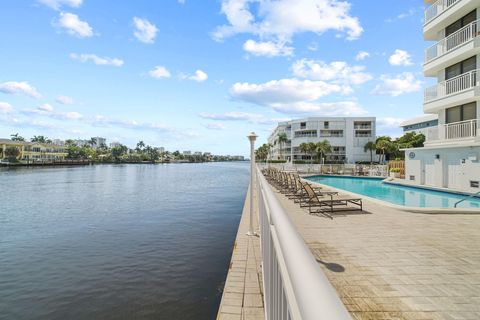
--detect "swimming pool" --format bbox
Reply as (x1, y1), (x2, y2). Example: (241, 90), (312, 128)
(305, 176), (480, 209)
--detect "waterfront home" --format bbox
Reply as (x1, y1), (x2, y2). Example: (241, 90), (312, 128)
(400, 114), (438, 135)
(268, 117), (376, 163)
(403, 0), (480, 193)
(0, 139), (68, 163)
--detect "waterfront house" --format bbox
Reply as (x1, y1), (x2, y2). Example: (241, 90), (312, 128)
(0, 139), (68, 163)
(403, 0), (480, 192)
(268, 117), (376, 163)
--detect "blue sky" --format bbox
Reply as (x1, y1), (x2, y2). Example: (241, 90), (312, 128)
(0, 0), (429, 155)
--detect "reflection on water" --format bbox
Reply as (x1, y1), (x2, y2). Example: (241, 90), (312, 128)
(0, 162), (249, 320)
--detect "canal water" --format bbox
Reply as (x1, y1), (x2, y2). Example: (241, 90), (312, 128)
(0, 162), (249, 320)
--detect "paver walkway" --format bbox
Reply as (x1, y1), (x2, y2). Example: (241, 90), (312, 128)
(217, 186), (265, 320)
(273, 187), (480, 320)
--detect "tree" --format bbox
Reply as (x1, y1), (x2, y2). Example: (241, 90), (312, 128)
(31, 135), (48, 143)
(89, 137), (97, 148)
(363, 141), (376, 164)
(307, 142), (317, 164)
(396, 132), (425, 149)
(299, 143), (309, 161)
(145, 145), (159, 163)
(111, 144), (128, 162)
(315, 140), (331, 164)
(136, 141), (145, 153)
(277, 132), (288, 160)
(10, 133), (25, 141)
(4, 146), (20, 162)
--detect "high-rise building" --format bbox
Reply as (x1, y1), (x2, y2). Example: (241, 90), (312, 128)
(404, 0), (480, 192)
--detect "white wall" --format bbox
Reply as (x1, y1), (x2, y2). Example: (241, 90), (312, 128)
(405, 146), (480, 193)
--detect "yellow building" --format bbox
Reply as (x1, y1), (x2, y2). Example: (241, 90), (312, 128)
(0, 139), (68, 163)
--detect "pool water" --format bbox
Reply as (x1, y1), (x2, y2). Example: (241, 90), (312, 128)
(305, 176), (480, 209)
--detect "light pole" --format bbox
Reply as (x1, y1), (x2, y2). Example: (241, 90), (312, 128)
(247, 132), (258, 236)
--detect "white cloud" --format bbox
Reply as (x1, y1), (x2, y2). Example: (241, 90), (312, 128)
(56, 95), (75, 105)
(200, 111), (289, 125)
(231, 78), (347, 106)
(355, 51), (370, 61)
(386, 8), (416, 23)
(63, 111), (82, 120)
(39, 103), (54, 112)
(133, 17), (158, 44)
(243, 39), (294, 57)
(38, 0), (82, 10)
(213, 0), (363, 43)
(178, 0), (186, 4)
(0, 81), (41, 99)
(0, 102), (13, 113)
(57, 12), (93, 38)
(149, 66), (171, 79)
(229, 78), (365, 115)
(204, 122), (227, 130)
(291, 59), (372, 86)
(389, 49), (413, 66)
(371, 72), (421, 97)
(181, 70), (208, 82)
(70, 53), (124, 66)
(377, 117), (405, 128)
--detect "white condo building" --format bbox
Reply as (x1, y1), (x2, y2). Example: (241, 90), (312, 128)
(404, 0), (480, 192)
(268, 117), (376, 164)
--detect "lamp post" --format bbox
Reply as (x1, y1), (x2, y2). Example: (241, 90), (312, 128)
(247, 132), (258, 236)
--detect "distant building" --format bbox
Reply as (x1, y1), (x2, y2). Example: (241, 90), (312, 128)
(52, 139), (65, 146)
(183, 151), (191, 156)
(110, 142), (121, 148)
(93, 137), (106, 148)
(158, 147), (165, 153)
(268, 117), (376, 164)
(194, 151), (203, 156)
(73, 139), (89, 147)
(0, 139), (68, 163)
(400, 114), (438, 136)
(231, 155), (245, 161)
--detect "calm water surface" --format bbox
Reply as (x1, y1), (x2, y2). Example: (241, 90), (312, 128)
(0, 162), (249, 320)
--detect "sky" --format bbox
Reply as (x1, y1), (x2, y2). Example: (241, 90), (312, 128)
(0, 0), (430, 156)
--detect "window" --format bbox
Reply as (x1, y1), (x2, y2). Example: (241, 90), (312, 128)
(294, 130), (317, 138)
(445, 56), (476, 80)
(410, 176), (415, 181)
(446, 102), (477, 123)
(445, 10), (476, 36)
(471, 181), (479, 188)
(320, 130), (343, 137)
(324, 121), (329, 129)
(300, 122), (306, 129)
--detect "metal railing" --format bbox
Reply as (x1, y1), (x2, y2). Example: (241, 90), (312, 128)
(445, 119), (478, 139)
(454, 191), (480, 207)
(424, 0), (460, 24)
(256, 167), (351, 320)
(425, 20), (479, 62)
(424, 69), (479, 102)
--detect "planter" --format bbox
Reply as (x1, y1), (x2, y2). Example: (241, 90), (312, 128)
(389, 172), (401, 179)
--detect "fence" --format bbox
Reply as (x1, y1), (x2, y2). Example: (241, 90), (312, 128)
(259, 163), (388, 177)
(387, 160), (405, 179)
(256, 167), (351, 320)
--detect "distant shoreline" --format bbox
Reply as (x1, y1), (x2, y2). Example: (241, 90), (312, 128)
(0, 160), (249, 168)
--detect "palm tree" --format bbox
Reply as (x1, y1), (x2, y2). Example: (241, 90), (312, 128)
(89, 137), (97, 148)
(10, 133), (25, 141)
(307, 142), (316, 164)
(363, 141), (376, 164)
(31, 135), (48, 143)
(299, 143), (309, 161)
(277, 132), (288, 160)
(136, 141), (145, 153)
(376, 139), (390, 163)
(315, 140), (331, 164)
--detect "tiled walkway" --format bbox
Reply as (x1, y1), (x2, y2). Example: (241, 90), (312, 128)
(274, 188), (480, 320)
(217, 186), (265, 320)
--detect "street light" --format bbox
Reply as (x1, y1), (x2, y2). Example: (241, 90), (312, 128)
(247, 132), (258, 236)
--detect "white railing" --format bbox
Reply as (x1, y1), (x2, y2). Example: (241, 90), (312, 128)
(425, 20), (479, 62)
(424, 69), (479, 102)
(256, 167), (351, 320)
(424, 0), (460, 24)
(445, 119), (478, 139)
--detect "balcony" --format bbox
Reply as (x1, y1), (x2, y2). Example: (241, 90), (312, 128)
(423, 0), (477, 40)
(424, 69), (480, 112)
(424, 0), (460, 25)
(424, 20), (480, 76)
(426, 119), (479, 144)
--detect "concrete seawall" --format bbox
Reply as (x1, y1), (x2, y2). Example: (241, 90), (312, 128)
(216, 185), (265, 320)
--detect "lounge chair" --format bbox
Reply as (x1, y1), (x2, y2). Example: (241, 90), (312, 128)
(302, 184), (363, 218)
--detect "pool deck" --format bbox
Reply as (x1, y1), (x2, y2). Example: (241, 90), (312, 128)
(273, 187), (480, 319)
(216, 185), (265, 320)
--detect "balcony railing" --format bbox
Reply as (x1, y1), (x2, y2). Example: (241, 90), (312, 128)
(424, 69), (479, 102)
(354, 125), (372, 130)
(425, 20), (479, 62)
(256, 167), (351, 320)
(424, 0), (460, 25)
(426, 119), (478, 142)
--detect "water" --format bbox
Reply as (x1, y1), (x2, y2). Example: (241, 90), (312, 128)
(305, 176), (480, 209)
(0, 162), (249, 320)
